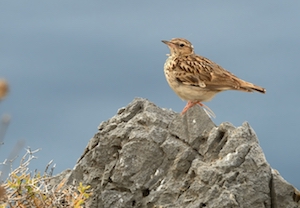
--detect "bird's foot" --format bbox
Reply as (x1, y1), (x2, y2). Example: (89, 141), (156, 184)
(181, 101), (198, 115)
(181, 101), (216, 118)
(198, 102), (216, 118)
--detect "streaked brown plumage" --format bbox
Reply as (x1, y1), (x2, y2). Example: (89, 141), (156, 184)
(162, 38), (266, 116)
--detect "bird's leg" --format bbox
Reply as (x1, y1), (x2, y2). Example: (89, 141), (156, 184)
(181, 101), (216, 118)
(181, 101), (199, 115)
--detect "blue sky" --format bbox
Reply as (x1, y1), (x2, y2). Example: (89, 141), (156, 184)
(0, 1), (299, 189)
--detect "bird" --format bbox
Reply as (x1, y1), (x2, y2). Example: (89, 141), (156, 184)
(162, 38), (266, 117)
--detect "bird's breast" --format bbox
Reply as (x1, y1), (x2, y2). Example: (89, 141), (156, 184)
(164, 58), (219, 102)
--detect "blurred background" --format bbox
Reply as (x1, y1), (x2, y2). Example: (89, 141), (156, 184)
(0, 1), (299, 189)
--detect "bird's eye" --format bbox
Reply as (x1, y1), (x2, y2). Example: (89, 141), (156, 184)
(179, 44), (185, 47)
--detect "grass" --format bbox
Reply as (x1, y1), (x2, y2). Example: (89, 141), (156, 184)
(0, 79), (92, 207)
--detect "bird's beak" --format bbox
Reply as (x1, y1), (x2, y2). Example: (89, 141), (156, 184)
(162, 40), (169, 45)
(162, 40), (175, 48)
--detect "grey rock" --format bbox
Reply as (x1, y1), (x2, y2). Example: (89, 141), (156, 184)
(61, 98), (300, 208)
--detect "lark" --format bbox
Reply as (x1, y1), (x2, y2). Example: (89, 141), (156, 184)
(162, 38), (266, 117)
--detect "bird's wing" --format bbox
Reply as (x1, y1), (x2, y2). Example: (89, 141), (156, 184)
(173, 55), (253, 92)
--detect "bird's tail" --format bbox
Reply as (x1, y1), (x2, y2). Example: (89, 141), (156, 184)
(240, 81), (266, 94)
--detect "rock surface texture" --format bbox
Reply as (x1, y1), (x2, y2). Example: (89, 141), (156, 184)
(63, 98), (300, 208)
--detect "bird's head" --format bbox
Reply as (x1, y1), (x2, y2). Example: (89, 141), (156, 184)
(162, 38), (194, 56)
